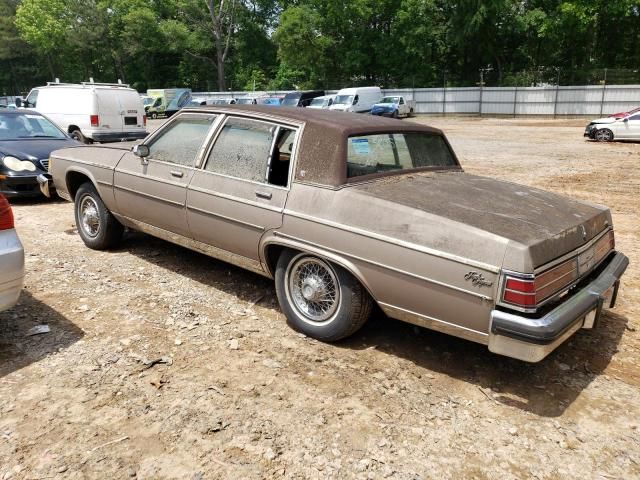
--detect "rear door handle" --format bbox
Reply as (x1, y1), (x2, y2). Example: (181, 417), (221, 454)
(255, 190), (272, 200)
(170, 170), (184, 178)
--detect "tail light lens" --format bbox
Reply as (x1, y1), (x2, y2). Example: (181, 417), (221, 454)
(0, 194), (15, 230)
(143, 115), (147, 126)
(503, 277), (536, 308)
(90, 115), (100, 127)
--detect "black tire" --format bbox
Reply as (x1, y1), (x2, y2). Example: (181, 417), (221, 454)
(409, 108), (414, 117)
(595, 128), (614, 142)
(275, 250), (373, 341)
(74, 182), (123, 250)
(70, 129), (92, 144)
(150, 112), (158, 120)
(392, 109), (399, 119)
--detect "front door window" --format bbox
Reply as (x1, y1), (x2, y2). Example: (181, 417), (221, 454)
(148, 115), (216, 166)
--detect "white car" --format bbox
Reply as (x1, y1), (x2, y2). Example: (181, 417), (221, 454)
(0, 194), (24, 312)
(585, 112), (640, 142)
(308, 95), (335, 109)
(19, 81), (148, 144)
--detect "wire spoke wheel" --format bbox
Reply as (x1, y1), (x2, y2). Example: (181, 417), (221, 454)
(79, 195), (101, 238)
(286, 256), (341, 325)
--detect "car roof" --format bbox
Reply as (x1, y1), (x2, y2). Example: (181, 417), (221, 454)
(180, 104), (443, 187)
(0, 109), (42, 116)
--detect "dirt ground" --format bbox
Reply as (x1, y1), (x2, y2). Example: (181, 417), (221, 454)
(1, 117), (639, 479)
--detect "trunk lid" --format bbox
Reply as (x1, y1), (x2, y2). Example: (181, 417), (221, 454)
(351, 171), (611, 272)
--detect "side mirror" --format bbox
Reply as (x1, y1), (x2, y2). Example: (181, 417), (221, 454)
(133, 144), (150, 159)
(623, 118), (629, 122)
(15, 98), (22, 108)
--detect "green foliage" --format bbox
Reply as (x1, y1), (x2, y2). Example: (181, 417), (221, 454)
(2, 0), (640, 95)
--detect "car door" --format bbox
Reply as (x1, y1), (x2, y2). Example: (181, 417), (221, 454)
(114, 113), (217, 237)
(619, 113), (640, 139)
(187, 115), (298, 261)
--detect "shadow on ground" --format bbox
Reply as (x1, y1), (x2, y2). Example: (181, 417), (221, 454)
(122, 231), (627, 418)
(0, 290), (84, 378)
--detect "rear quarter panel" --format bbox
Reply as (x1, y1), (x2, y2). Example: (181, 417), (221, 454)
(274, 183), (503, 340)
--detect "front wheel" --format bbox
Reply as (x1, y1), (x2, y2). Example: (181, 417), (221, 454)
(275, 251), (373, 341)
(150, 112), (158, 120)
(74, 182), (123, 250)
(595, 128), (614, 142)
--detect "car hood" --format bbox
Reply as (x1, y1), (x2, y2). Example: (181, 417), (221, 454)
(590, 117), (618, 125)
(345, 171), (611, 272)
(0, 138), (80, 161)
(372, 103), (397, 109)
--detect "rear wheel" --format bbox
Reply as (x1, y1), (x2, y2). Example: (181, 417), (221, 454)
(275, 250), (373, 341)
(74, 182), (123, 250)
(70, 129), (92, 144)
(595, 128), (614, 142)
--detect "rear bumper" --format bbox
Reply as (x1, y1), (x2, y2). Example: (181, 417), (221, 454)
(0, 173), (44, 198)
(488, 251), (629, 362)
(90, 131), (148, 143)
(0, 229), (25, 312)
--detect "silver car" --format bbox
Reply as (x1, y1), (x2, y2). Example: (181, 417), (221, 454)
(0, 194), (24, 312)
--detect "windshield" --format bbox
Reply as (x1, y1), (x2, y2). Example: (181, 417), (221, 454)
(380, 97), (400, 104)
(310, 98), (326, 107)
(334, 95), (354, 106)
(0, 113), (66, 140)
(211, 99), (227, 104)
(143, 97), (154, 106)
(236, 98), (255, 105)
(347, 133), (457, 179)
(281, 96), (300, 107)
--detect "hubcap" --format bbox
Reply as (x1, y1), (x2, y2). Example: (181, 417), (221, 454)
(286, 257), (340, 324)
(79, 195), (100, 237)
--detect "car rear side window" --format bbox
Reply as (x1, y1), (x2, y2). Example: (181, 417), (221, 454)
(147, 115), (216, 166)
(346, 133), (457, 179)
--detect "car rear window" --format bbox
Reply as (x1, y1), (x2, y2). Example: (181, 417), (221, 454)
(346, 133), (457, 179)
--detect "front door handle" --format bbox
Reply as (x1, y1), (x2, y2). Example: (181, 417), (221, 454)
(170, 170), (184, 178)
(255, 190), (272, 200)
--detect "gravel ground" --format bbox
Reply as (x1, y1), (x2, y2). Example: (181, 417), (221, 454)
(1, 116), (639, 479)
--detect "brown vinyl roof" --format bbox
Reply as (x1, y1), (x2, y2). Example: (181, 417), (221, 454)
(183, 104), (446, 187)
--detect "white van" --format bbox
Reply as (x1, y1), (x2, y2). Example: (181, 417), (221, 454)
(329, 87), (382, 113)
(20, 82), (148, 143)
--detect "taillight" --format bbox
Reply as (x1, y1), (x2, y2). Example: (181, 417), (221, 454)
(503, 277), (536, 308)
(90, 115), (100, 127)
(143, 115), (147, 126)
(0, 194), (15, 230)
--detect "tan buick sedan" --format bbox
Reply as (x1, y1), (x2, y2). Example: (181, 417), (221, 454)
(40, 106), (628, 362)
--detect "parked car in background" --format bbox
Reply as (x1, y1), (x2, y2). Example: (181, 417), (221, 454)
(281, 90), (324, 107)
(209, 98), (236, 105)
(608, 106), (640, 119)
(42, 105), (628, 363)
(585, 112), (640, 141)
(257, 96), (283, 106)
(235, 97), (258, 105)
(0, 194), (24, 313)
(19, 81), (147, 144)
(371, 95), (415, 118)
(329, 87), (382, 113)
(308, 95), (335, 109)
(0, 109), (79, 197)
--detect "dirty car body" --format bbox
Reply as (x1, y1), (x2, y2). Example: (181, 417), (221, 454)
(44, 105), (629, 362)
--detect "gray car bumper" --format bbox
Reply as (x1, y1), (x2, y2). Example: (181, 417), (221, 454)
(488, 251), (629, 362)
(91, 131), (148, 143)
(0, 228), (25, 312)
